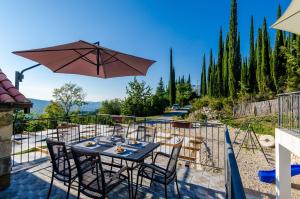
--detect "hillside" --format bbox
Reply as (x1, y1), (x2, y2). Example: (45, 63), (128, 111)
(29, 98), (101, 115)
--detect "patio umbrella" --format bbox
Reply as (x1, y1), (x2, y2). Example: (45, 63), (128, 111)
(272, 0), (300, 35)
(13, 40), (155, 79)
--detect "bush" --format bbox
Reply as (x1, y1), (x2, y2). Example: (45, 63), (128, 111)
(198, 113), (207, 121)
(26, 120), (46, 132)
(150, 95), (169, 115)
(209, 99), (224, 111)
(191, 96), (210, 111)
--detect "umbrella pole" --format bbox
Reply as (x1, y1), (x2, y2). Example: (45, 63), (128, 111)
(15, 63), (41, 90)
(97, 49), (100, 75)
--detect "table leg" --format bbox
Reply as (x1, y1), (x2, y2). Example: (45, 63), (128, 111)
(126, 161), (134, 199)
(125, 161), (137, 199)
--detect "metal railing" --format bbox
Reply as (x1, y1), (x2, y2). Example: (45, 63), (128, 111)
(224, 127), (246, 199)
(278, 91), (300, 133)
(11, 114), (224, 169)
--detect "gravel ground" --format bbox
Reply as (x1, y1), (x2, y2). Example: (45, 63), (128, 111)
(228, 126), (300, 199)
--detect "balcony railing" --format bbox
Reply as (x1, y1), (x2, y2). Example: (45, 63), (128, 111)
(278, 91), (300, 133)
(11, 114), (248, 197)
(225, 127), (246, 199)
(11, 114), (225, 169)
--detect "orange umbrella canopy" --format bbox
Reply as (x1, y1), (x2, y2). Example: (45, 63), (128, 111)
(13, 40), (155, 78)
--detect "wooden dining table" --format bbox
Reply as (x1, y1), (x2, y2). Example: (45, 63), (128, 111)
(71, 136), (160, 199)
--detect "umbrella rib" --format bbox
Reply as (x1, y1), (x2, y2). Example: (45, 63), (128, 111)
(103, 50), (145, 75)
(102, 52), (118, 64)
(102, 60), (119, 65)
(73, 50), (97, 66)
(54, 49), (96, 72)
(13, 47), (95, 54)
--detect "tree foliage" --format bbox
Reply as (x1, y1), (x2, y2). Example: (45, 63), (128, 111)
(200, 54), (207, 97)
(272, 5), (286, 93)
(44, 101), (65, 119)
(168, 48), (176, 105)
(198, 1), (299, 103)
(121, 78), (152, 116)
(99, 99), (122, 115)
(52, 83), (86, 116)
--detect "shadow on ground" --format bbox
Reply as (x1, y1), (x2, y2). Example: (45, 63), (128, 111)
(0, 165), (225, 199)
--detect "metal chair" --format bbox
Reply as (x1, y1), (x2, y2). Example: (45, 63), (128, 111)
(56, 124), (80, 144)
(136, 126), (157, 143)
(71, 146), (128, 199)
(135, 138), (183, 199)
(109, 123), (131, 171)
(46, 138), (77, 199)
(135, 126), (157, 161)
(112, 123), (129, 138)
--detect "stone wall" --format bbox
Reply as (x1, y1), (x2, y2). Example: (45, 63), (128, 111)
(233, 99), (278, 118)
(0, 109), (13, 191)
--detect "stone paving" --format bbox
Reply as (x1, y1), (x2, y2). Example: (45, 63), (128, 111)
(0, 159), (225, 199)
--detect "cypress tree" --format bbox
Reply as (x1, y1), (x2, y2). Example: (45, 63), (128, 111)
(200, 54), (207, 97)
(228, 0), (239, 98)
(240, 58), (248, 89)
(261, 18), (272, 94)
(223, 34), (230, 97)
(208, 49), (214, 97)
(272, 5), (286, 93)
(181, 76), (185, 84)
(213, 60), (217, 96)
(187, 74), (192, 90)
(172, 66), (176, 102)
(286, 33), (291, 50)
(216, 27), (223, 97)
(296, 35), (300, 67)
(248, 16), (257, 93)
(156, 77), (166, 97)
(169, 48), (176, 105)
(256, 28), (262, 93)
(237, 33), (242, 89)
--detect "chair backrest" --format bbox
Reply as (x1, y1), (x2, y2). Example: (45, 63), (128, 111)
(71, 146), (106, 194)
(112, 123), (128, 138)
(56, 124), (80, 144)
(136, 126), (157, 143)
(166, 138), (183, 175)
(46, 138), (71, 178)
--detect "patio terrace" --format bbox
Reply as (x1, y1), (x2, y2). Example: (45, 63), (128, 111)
(0, 114), (244, 198)
(0, 157), (225, 199)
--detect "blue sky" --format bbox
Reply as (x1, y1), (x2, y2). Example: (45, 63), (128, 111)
(0, 0), (290, 101)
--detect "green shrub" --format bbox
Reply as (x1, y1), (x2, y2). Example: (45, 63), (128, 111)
(209, 99), (224, 111)
(198, 113), (207, 121)
(191, 96), (210, 110)
(26, 120), (46, 132)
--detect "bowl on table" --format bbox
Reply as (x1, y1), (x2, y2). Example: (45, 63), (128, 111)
(84, 141), (96, 147)
(115, 146), (126, 154)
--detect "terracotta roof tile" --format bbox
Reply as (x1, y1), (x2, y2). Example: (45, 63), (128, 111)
(1, 80), (14, 89)
(0, 69), (30, 104)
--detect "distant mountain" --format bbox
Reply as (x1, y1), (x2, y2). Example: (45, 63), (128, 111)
(29, 98), (101, 115)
